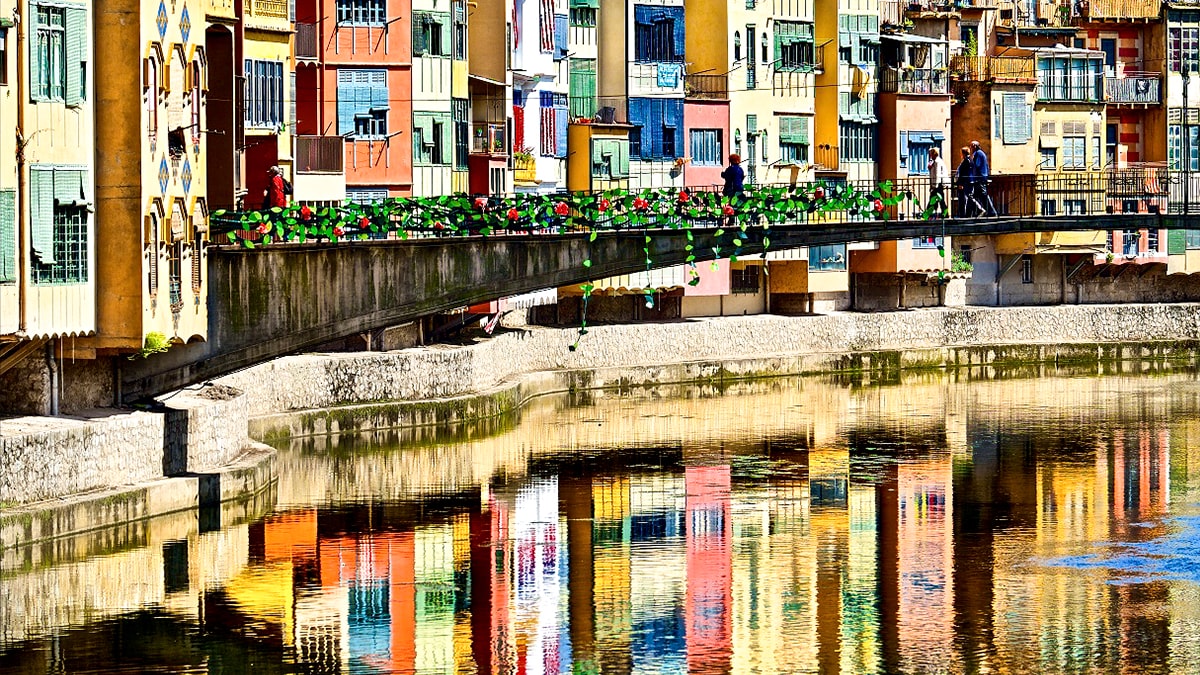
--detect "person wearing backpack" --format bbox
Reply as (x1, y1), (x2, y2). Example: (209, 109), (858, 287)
(263, 165), (289, 209)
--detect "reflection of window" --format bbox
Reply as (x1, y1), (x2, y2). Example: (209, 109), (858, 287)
(336, 0), (385, 25)
(689, 129), (722, 166)
(731, 264), (760, 294)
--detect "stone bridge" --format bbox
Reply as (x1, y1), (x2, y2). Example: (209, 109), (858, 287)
(119, 212), (1174, 400)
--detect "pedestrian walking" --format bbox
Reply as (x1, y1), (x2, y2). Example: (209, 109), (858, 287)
(263, 166), (288, 209)
(970, 140), (998, 217)
(721, 154), (745, 198)
(955, 146), (976, 217)
(928, 147), (949, 218)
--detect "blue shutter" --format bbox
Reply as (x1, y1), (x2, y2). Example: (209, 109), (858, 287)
(628, 98), (650, 158)
(337, 71), (356, 135)
(898, 131), (909, 160)
(670, 7), (685, 61)
(368, 70), (388, 111)
(665, 99), (682, 158)
(555, 99), (568, 157)
(554, 15), (568, 60)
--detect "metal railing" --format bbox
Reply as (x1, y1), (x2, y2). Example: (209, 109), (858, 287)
(295, 136), (344, 174)
(684, 73), (728, 100)
(1105, 74), (1161, 105)
(879, 67), (949, 94)
(950, 55), (1037, 82)
(248, 0), (288, 18)
(514, 155), (537, 183)
(295, 23), (319, 60)
(1082, 0), (1160, 18)
(881, 0), (904, 25)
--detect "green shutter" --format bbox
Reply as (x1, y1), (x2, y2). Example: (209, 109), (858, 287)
(614, 139), (629, 178)
(569, 59), (596, 119)
(29, 167), (54, 264)
(1169, 229), (1187, 255)
(440, 114), (454, 163)
(0, 190), (16, 283)
(413, 113), (431, 164)
(28, 2), (41, 101)
(440, 16), (452, 56)
(53, 168), (83, 205)
(64, 6), (85, 106)
(570, 0), (598, 7)
(778, 115), (808, 144)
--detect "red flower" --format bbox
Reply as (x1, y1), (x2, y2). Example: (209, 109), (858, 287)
(723, 204), (735, 216)
(433, 221), (444, 229)
(474, 197), (488, 210)
(598, 198), (611, 213)
(554, 201), (570, 216)
(299, 205), (312, 221)
(814, 187), (825, 200)
(332, 225), (345, 237)
(678, 190), (690, 203)
(255, 222), (270, 234)
(359, 216), (370, 228)
(633, 197), (650, 212)
(507, 208), (519, 221)
(873, 198), (884, 212)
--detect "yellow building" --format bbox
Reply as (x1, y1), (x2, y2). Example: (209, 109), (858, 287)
(91, 0), (209, 356)
(242, 0), (294, 206)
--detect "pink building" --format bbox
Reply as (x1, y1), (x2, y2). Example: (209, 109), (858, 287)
(683, 101), (730, 190)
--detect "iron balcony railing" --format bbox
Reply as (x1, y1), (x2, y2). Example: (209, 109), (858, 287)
(295, 136), (344, 174)
(295, 23), (319, 60)
(879, 66), (949, 94)
(1105, 74), (1161, 105)
(684, 73), (728, 100)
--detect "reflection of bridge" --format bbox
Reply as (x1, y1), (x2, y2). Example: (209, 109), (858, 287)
(123, 169), (1200, 400)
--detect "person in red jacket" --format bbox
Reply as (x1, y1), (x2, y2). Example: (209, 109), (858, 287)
(263, 166), (287, 209)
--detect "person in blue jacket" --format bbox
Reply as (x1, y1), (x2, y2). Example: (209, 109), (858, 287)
(721, 153), (744, 198)
(970, 140), (998, 217)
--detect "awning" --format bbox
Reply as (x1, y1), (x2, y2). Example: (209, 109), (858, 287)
(1039, 134), (1061, 148)
(881, 33), (947, 45)
(468, 73), (507, 88)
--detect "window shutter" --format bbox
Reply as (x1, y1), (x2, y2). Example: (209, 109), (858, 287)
(369, 69), (388, 110)
(1002, 93), (1030, 144)
(0, 190), (15, 283)
(554, 98), (568, 157)
(899, 130), (909, 159)
(28, 2), (41, 101)
(441, 114), (454, 163)
(554, 15), (567, 60)
(53, 168), (83, 206)
(30, 167), (55, 265)
(672, 9), (685, 60)
(65, 7), (86, 106)
(615, 139), (629, 177)
(413, 14), (428, 55)
(440, 17), (452, 56)
(337, 72), (356, 135)
(1169, 228), (1187, 255)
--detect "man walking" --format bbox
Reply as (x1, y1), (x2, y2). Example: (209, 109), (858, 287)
(928, 147), (949, 218)
(970, 140), (997, 217)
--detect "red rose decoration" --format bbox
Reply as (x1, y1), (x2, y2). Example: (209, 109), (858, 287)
(434, 221), (444, 229)
(507, 208), (519, 221)
(633, 197), (649, 211)
(873, 199), (884, 212)
(598, 198), (611, 213)
(475, 197), (487, 209)
(723, 204), (735, 216)
(678, 190), (689, 203)
(300, 205), (312, 220)
(359, 216), (370, 228)
(256, 222), (270, 234)
(332, 225), (345, 237)
(554, 201), (569, 216)
(814, 187), (825, 200)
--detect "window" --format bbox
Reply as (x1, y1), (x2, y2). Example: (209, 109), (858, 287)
(413, 112), (452, 165)
(454, 1), (466, 59)
(346, 188), (388, 204)
(913, 236), (942, 249)
(1169, 123), (1200, 171)
(413, 12), (450, 57)
(0, 28), (8, 86)
(1041, 200), (1057, 215)
(1036, 55), (1103, 102)
(690, 129), (722, 166)
(244, 59), (284, 128)
(591, 138), (630, 179)
(775, 21), (815, 72)
(1122, 229), (1140, 255)
(1065, 199), (1086, 215)
(33, 4), (85, 103)
(29, 167), (89, 285)
(778, 115), (809, 164)
(1063, 136), (1085, 169)
(570, 7), (596, 26)
(1169, 24), (1200, 73)
(569, 59), (596, 120)
(628, 97), (683, 159)
(336, 0), (385, 25)
(734, 31), (741, 62)
(453, 98), (468, 170)
(539, 91), (568, 158)
(0, 190), (14, 282)
(1091, 135), (1101, 169)
(900, 131), (943, 175)
(1020, 256), (1033, 284)
(1186, 230), (1200, 249)
(540, 0), (555, 52)
(337, 69), (388, 137)
(1040, 147), (1057, 170)
(731, 265), (760, 294)
(146, 58), (158, 148)
(809, 244), (846, 271)
(634, 5), (683, 63)
(1001, 93), (1031, 144)
(838, 123), (876, 162)
(746, 23), (756, 89)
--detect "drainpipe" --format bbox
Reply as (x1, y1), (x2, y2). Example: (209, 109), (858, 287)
(47, 340), (58, 415)
(15, 1), (26, 333)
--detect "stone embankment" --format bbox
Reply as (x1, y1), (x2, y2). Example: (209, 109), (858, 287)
(5, 303), (1200, 545)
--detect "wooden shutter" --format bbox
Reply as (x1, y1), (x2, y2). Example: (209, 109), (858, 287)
(64, 7), (85, 106)
(1001, 93), (1030, 144)
(29, 167), (55, 265)
(0, 190), (15, 282)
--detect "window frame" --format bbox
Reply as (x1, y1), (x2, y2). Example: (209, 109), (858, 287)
(244, 58), (284, 129)
(34, 5), (65, 101)
(336, 0), (386, 26)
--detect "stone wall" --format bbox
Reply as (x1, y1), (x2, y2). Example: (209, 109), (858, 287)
(217, 303), (1200, 420)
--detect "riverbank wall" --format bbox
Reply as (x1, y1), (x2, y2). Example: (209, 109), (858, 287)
(6, 303), (1200, 545)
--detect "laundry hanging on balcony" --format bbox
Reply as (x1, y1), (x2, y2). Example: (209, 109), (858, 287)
(657, 63), (682, 88)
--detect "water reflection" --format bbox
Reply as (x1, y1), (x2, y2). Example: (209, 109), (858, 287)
(6, 368), (1200, 673)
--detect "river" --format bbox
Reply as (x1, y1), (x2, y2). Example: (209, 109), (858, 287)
(5, 365), (1200, 674)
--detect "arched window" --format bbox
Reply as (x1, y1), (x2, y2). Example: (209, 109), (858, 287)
(762, 32), (769, 65)
(734, 31), (741, 62)
(146, 58), (158, 152)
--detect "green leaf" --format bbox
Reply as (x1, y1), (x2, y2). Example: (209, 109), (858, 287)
(583, 259), (592, 267)
(763, 237), (771, 248)
(589, 231), (598, 242)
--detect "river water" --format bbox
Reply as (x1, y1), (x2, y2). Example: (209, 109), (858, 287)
(6, 366), (1200, 674)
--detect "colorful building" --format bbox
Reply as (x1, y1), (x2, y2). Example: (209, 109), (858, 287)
(467, 0), (513, 196)
(513, 0), (570, 194)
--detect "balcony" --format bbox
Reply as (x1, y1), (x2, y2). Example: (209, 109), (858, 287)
(472, 123), (506, 155)
(949, 55), (1036, 83)
(295, 23), (318, 60)
(294, 136), (345, 203)
(514, 155), (537, 184)
(1081, 0), (1160, 19)
(813, 145), (839, 172)
(684, 73), (728, 100)
(1105, 74), (1161, 105)
(629, 62), (685, 97)
(879, 66), (949, 94)
(244, 0), (288, 20)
